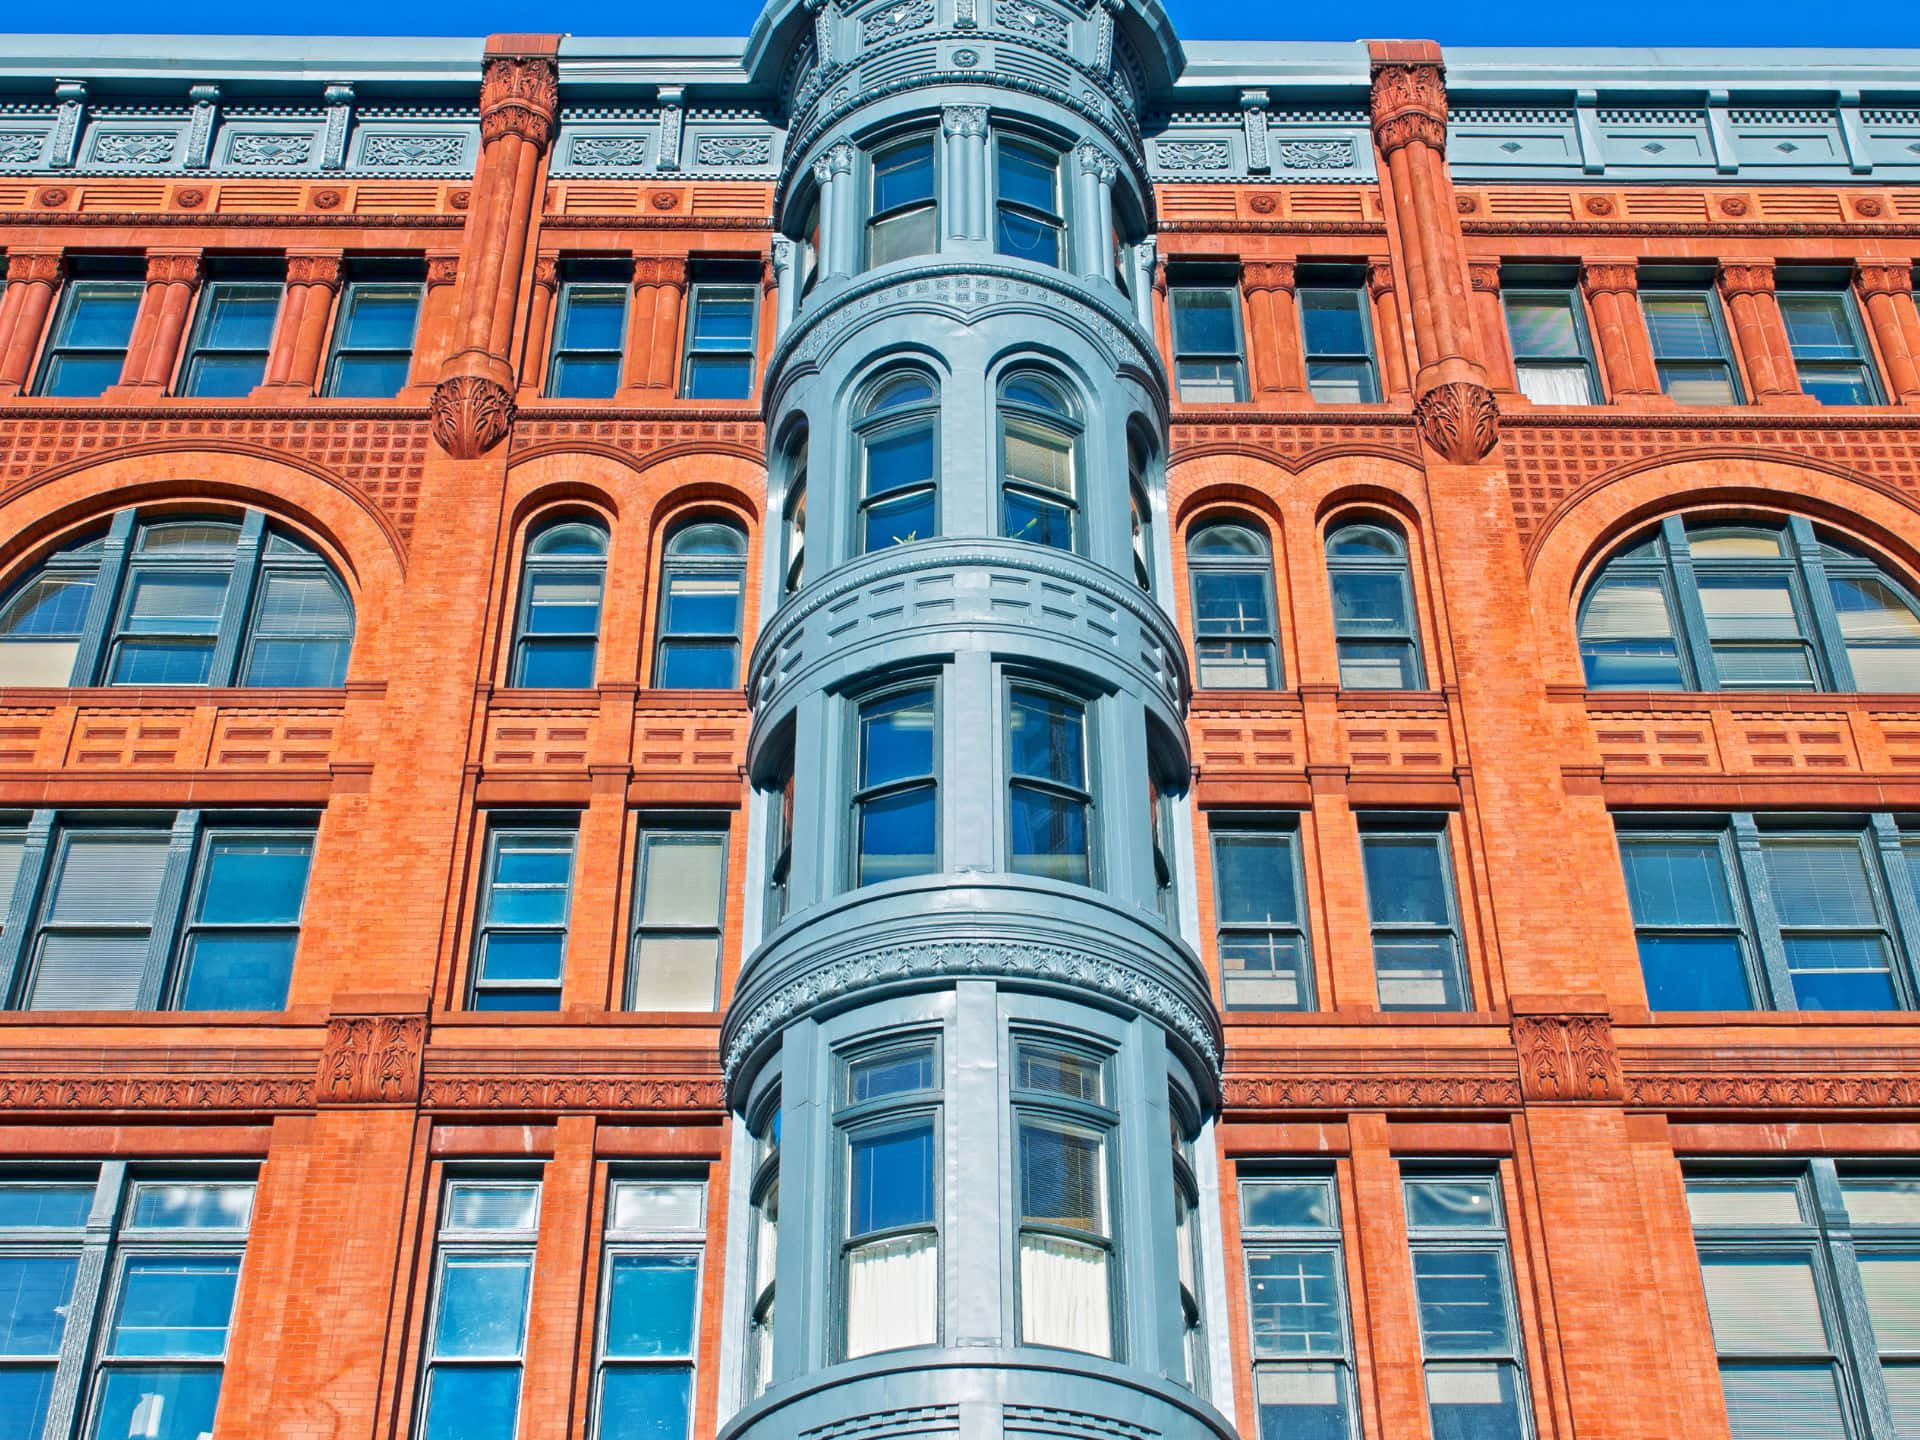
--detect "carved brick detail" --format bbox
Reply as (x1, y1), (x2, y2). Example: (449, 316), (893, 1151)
(1581, 261), (1639, 296)
(1514, 1013), (1623, 1102)
(318, 1015), (426, 1104)
(1241, 260), (1297, 295)
(424, 1076), (725, 1110)
(1856, 261), (1915, 299)
(1222, 1075), (1524, 1110)
(286, 253), (342, 289)
(479, 53), (560, 150)
(144, 252), (204, 288)
(1370, 61), (1448, 155)
(0, 1076), (315, 1111)
(1625, 1074), (1920, 1109)
(1414, 380), (1500, 463)
(1718, 260), (1777, 298)
(5, 252), (64, 286)
(430, 374), (516, 459)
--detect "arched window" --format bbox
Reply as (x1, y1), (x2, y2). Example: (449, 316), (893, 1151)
(0, 508), (353, 688)
(510, 516), (607, 688)
(1578, 514), (1920, 692)
(1186, 521), (1279, 689)
(998, 372), (1079, 552)
(653, 518), (748, 690)
(1128, 429), (1155, 592)
(1325, 521), (1424, 690)
(781, 429), (808, 597)
(856, 372), (938, 554)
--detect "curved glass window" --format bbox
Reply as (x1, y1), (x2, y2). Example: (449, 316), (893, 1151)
(653, 520), (747, 690)
(1007, 684), (1091, 885)
(781, 430), (808, 597)
(1326, 521), (1425, 690)
(854, 685), (937, 886)
(509, 517), (607, 688)
(1187, 521), (1279, 689)
(867, 135), (937, 269)
(995, 139), (1064, 269)
(838, 1038), (941, 1359)
(1578, 515), (1920, 693)
(0, 509), (352, 689)
(998, 373), (1079, 552)
(1013, 1038), (1116, 1357)
(1128, 431), (1155, 592)
(857, 372), (939, 553)
(744, 1089), (780, 1397)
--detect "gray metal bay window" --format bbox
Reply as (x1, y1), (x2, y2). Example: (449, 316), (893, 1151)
(1240, 1173), (1357, 1440)
(839, 1037), (941, 1359)
(856, 371), (940, 553)
(998, 371), (1081, 553)
(853, 685), (938, 886)
(995, 138), (1065, 269)
(417, 1177), (541, 1440)
(867, 133), (938, 269)
(1007, 683), (1093, 885)
(1014, 1037), (1117, 1357)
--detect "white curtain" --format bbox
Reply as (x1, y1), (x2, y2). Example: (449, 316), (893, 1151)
(844, 1232), (937, 1358)
(1517, 363), (1595, 406)
(1019, 1234), (1110, 1357)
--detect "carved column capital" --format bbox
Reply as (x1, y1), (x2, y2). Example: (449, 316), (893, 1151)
(1856, 261), (1915, 300)
(6, 251), (65, 287)
(479, 53), (559, 151)
(632, 254), (689, 291)
(1241, 260), (1297, 296)
(317, 1013), (427, 1105)
(1414, 380), (1500, 464)
(531, 255), (559, 292)
(1074, 140), (1119, 185)
(145, 251), (203, 289)
(286, 252), (342, 290)
(430, 374), (515, 459)
(770, 236), (796, 279)
(1366, 257), (1396, 298)
(1580, 259), (1639, 297)
(941, 105), (988, 140)
(1467, 259), (1501, 293)
(812, 140), (856, 185)
(1717, 259), (1776, 299)
(1370, 60), (1448, 156)
(425, 253), (460, 289)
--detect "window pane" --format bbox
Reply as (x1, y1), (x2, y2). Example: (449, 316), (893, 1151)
(861, 689), (934, 788)
(1645, 297), (1722, 358)
(683, 354), (753, 399)
(1701, 1255), (1830, 1353)
(198, 286), (279, 349)
(1663, 366), (1738, 406)
(1406, 1180), (1500, 1230)
(1638, 934), (1753, 1011)
(637, 833), (724, 928)
(1884, 1364), (1920, 1439)
(868, 206), (937, 268)
(1015, 1044), (1103, 1104)
(996, 208), (1060, 267)
(1338, 640), (1419, 690)
(1505, 297), (1581, 358)
(1517, 363), (1596, 406)
(89, 1369), (225, 1440)
(434, 1254), (532, 1357)
(1362, 835), (1449, 926)
(1193, 570), (1272, 638)
(608, 1181), (705, 1234)
(1685, 1181), (1805, 1228)
(421, 1365), (522, 1440)
(845, 1231), (937, 1356)
(1839, 1177), (1920, 1227)
(1009, 787), (1089, 883)
(1003, 487), (1074, 550)
(656, 640), (737, 690)
(445, 1183), (539, 1232)
(1301, 290), (1367, 355)
(873, 139), (935, 214)
(1019, 1121), (1104, 1232)
(1412, 1249), (1513, 1354)
(597, 1366), (693, 1440)
(525, 573), (602, 636)
(1173, 288), (1239, 357)
(0, 1254), (77, 1353)
(1004, 421), (1073, 497)
(849, 1122), (934, 1235)
(1780, 296), (1856, 358)
(121, 571), (229, 634)
(108, 1256), (240, 1357)
(559, 288), (627, 351)
(1215, 832), (1299, 926)
(1243, 1180), (1335, 1230)
(662, 574), (742, 636)
(0, 1184), (92, 1229)
(62, 284), (142, 349)
(998, 146), (1057, 214)
(339, 286), (422, 350)
(0, 1368), (56, 1440)
(858, 786), (936, 885)
(604, 1254), (698, 1358)
(1858, 1253), (1920, 1348)
(1331, 571), (1410, 631)
(1581, 575), (1684, 688)
(1375, 936), (1464, 1010)
(1176, 359), (1246, 403)
(1247, 1250), (1345, 1356)
(1718, 1364), (1850, 1440)
(1019, 1232), (1109, 1355)
(630, 934), (719, 1010)
(1425, 1364), (1529, 1440)
(1761, 840), (1878, 927)
(689, 292), (754, 350)
(1008, 691), (1084, 785)
(1197, 639), (1276, 689)
(0, 574), (94, 639)
(1621, 839), (1735, 925)
(177, 932), (296, 1009)
(50, 833), (168, 925)
(550, 353), (620, 400)
(197, 836), (312, 925)
(1255, 1363), (1352, 1440)
(128, 1182), (253, 1231)
(1221, 932), (1311, 1009)
(1307, 360), (1378, 404)
(849, 1045), (935, 1103)
(1785, 935), (1897, 1011)
(477, 932), (565, 985)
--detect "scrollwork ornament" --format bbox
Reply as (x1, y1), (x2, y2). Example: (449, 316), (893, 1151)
(430, 375), (516, 459)
(1413, 381), (1500, 464)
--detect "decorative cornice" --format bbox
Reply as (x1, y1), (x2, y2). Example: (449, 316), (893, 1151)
(1466, 220), (1920, 239)
(1221, 1074), (1522, 1110)
(0, 1075), (314, 1110)
(1625, 1074), (1920, 1110)
(1718, 259), (1776, 298)
(479, 53), (560, 151)
(1370, 61), (1448, 156)
(430, 374), (515, 459)
(1414, 380), (1500, 463)
(424, 1075), (724, 1110)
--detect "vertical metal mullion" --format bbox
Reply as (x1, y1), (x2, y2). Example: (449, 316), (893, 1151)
(44, 1162), (124, 1440)
(209, 511), (265, 688)
(136, 811), (201, 1011)
(0, 810), (55, 1008)
(1866, 816), (1920, 1009)
(71, 510), (135, 687)
(1732, 815), (1799, 1010)
(1812, 1159), (1901, 1440)
(1792, 516), (1857, 692)
(1664, 517), (1718, 690)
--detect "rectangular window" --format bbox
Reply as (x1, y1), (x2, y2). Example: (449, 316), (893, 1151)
(680, 278), (757, 401)
(418, 1179), (540, 1440)
(592, 1178), (706, 1440)
(1240, 1175), (1356, 1440)
(0, 1175), (90, 1439)
(839, 1039), (940, 1360)
(1644, 289), (1742, 405)
(1617, 830), (1757, 1011)
(547, 262), (630, 399)
(15, 814), (316, 1013)
(1171, 1094), (1206, 1392)
(995, 140), (1064, 269)
(1359, 819), (1468, 1012)
(1779, 290), (1880, 406)
(867, 135), (937, 269)
(179, 275), (283, 398)
(35, 267), (143, 397)
(1169, 283), (1249, 403)
(324, 264), (425, 398)
(854, 687), (937, 886)
(744, 1094), (779, 1399)
(765, 770), (794, 931)
(1014, 1040), (1115, 1358)
(628, 821), (727, 1011)
(1150, 776), (1176, 927)
(1404, 1174), (1533, 1440)
(1299, 284), (1380, 404)
(470, 822), (576, 1011)
(82, 1175), (256, 1440)
(1212, 820), (1313, 1010)
(1503, 288), (1599, 405)
(1007, 685), (1092, 885)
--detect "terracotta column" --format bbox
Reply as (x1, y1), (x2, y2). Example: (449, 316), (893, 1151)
(116, 250), (203, 393)
(1580, 259), (1663, 402)
(620, 255), (687, 396)
(406, 252), (461, 394)
(1368, 42), (1498, 463)
(1855, 261), (1920, 405)
(1467, 258), (1518, 396)
(1240, 260), (1312, 405)
(0, 250), (64, 395)
(1367, 257), (1412, 402)
(432, 39), (559, 457)
(515, 254), (558, 400)
(257, 251), (341, 397)
(1716, 259), (1805, 404)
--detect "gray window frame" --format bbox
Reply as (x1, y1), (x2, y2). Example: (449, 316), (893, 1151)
(854, 369), (941, 555)
(1297, 282), (1381, 405)
(864, 130), (940, 271)
(1210, 816), (1315, 1012)
(1168, 281), (1250, 404)
(1642, 283), (1745, 405)
(588, 1176), (708, 1440)
(992, 134), (1067, 271)
(1186, 520), (1282, 691)
(178, 274), (284, 398)
(33, 267), (143, 398)
(1778, 285), (1883, 407)
(1325, 519), (1426, 691)
(1501, 284), (1601, 406)
(743, 1084), (780, 1401)
(627, 815), (729, 1012)
(468, 817), (578, 1012)
(678, 278), (759, 401)
(1237, 1171), (1357, 1440)
(546, 260), (631, 400)
(415, 1176), (542, 1440)
(1357, 815), (1470, 1013)
(321, 264), (424, 398)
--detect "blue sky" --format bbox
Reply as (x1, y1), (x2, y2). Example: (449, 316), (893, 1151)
(24, 0), (1920, 47)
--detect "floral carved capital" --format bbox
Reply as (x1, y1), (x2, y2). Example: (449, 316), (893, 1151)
(426, 255), (460, 289)
(317, 1014), (426, 1104)
(1370, 61), (1448, 156)
(145, 252), (204, 288)
(1856, 261), (1914, 299)
(1366, 258), (1396, 298)
(479, 54), (560, 151)
(1717, 260), (1776, 298)
(286, 253), (343, 290)
(431, 374), (516, 459)
(6, 252), (64, 286)
(1513, 1012), (1623, 1103)
(1580, 261), (1638, 296)
(1414, 380), (1500, 464)
(942, 105), (988, 139)
(632, 254), (688, 290)
(1240, 260), (1297, 295)
(1467, 259), (1501, 293)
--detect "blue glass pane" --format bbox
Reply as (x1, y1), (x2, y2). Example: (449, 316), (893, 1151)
(849, 1047), (935, 1102)
(861, 690), (935, 787)
(487, 885), (569, 927)
(434, 1254), (532, 1358)
(198, 838), (312, 924)
(109, 1257), (240, 1357)
(200, 287), (279, 349)
(1255, 1364), (1352, 1440)
(1307, 359), (1379, 404)
(1406, 1180), (1500, 1229)
(1426, 1364), (1529, 1440)
(997, 146), (1056, 213)
(1331, 572), (1409, 631)
(0, 1184), (91, 1228)
(1412, 1249), (1512, 1354)
(1581, 640), (1685, 689)
(526, 581), (603, 637)
(604, 1254), (699, 1358)
(1193, 571), (1272, 637)
(39, 354), (124, 397)
(330, 354), (413, 399)
(1362, 836), (1449, 926)
(996, 209), (1060, 266)
(1246, 1250), (1345, 1357)
(662, 576), (742, 637)
(864, 489), (936, 551)
(0, 575), (94, 637)
(422, 1365), (522, 1440)
(177, 933), (297, 1010)
(478, 932), (565, 984)
(1009, 787), (1089, 884)
(340, 288), (422, 350)
(1215, 833), (1299, 925)
(1639, 935), (1752, 1011)
(182, 353), (269, 398)
(62, 287), (142, 349)
(598, 1365), (693, 1440)
(89, 1368), (223, 1440)
(866, 375), (935, 414)
(550, 353), (620, 399)
(865, 426), (935, 498)
(849, 1121), (934, 1235)
(128, 1183), (252, 1232)
(683, 355), (752, 400)
(472, 989), (561, 1011)
(873, 140), (935, 214)
(559, 288), (627, 351)
(0, 1367), (55, 1440)
(1242, 1180), (1334, 1230)
(1786, 937), (1898, 1010)
(1003, 490), (1073, 550)
(518, 637), (596, 688)
(244, 637), (349, 687)
(1172, 288), (1238, 357)
(1301, 291), (1367, 355)
(689, 293), (755, 349)
(0, 1254), (77, 1353)
(665, 524), (746, 558)
(494, 843), (573, 887)
(121, 572), (227, 635)
(858, 786), (936, 884)
(1800, 367), (1874, 406)
(1763, 842), (1878, 927)
(1008, 690), (1085, 785)
(1780, 296), (1853, 356)
(531, 524), (608, 558)
(1621, 841), (1735, 926)
(656, 641), (737, 690)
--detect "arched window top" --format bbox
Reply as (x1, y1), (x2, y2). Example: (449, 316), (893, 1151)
(862, 370), (937, 418)
(666, 519), (748, 558)
(1001, 371), (1076, 421)
(0, 506), (353, 689)
(1326, 520), (1406, 558)
(528, 518), (608, 557)
(1188, 521), (1269, 558)
(1579, 512), (1920, 694)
